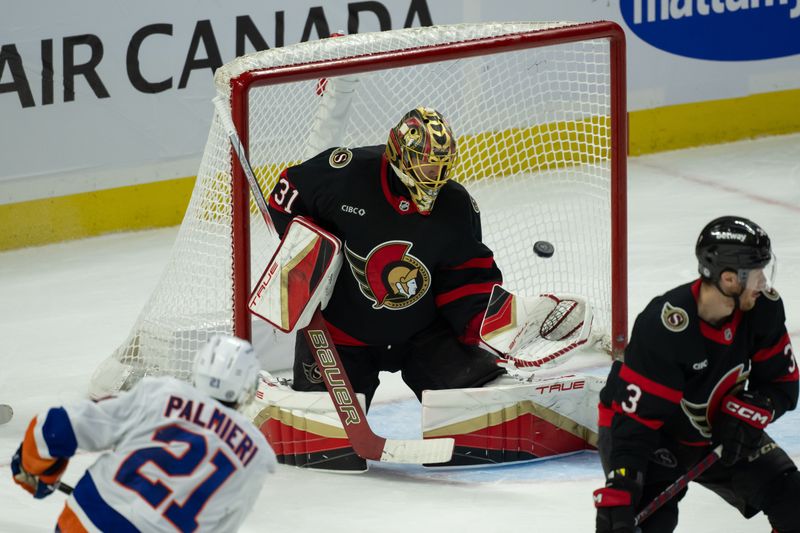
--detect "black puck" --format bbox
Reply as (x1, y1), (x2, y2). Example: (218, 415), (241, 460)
(533, 240), (554, 258)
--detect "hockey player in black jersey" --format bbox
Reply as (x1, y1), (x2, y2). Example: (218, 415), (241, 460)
(266, 107), (505, 410)
(593, 216), (799, 532)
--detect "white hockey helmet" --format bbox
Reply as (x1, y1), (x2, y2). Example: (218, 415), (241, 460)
(192, 334), (260, 406)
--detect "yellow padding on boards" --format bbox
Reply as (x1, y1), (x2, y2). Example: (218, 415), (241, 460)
(630, 88), (800, 155)
(452, 116), (611, 182)
(1, 89), (798, 251)
(0, 177), (195, 251)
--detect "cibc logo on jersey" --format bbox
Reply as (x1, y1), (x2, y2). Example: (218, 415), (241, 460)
(344, 241), (431, 310)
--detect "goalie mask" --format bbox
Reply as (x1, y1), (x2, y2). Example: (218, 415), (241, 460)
(386, 107), (457, 214)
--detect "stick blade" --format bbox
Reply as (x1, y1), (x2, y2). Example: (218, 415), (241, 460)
(380, 437), (455, 464)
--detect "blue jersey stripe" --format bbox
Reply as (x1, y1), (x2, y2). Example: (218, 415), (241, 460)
(73, 473), (138, 533)
(42, 407), (78, 458)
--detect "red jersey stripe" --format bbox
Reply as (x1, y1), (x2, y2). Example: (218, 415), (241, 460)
(597, 402), (614, 428)
(611, 401), (664, 430)
(443, 256), (496, 271)
(619, 364), (683, 404)
(773, 366), (799, 383)
(677, 439), (712, 447)
(698, 310), (743, 345)
(324, 319), (367, 346)
(435, 282), (496, 307)
(752, 333), (791, 362)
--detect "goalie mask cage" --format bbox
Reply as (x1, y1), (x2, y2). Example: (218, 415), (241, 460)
(91, 21), (627, 397)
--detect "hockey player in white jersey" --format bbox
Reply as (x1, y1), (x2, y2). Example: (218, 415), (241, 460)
(11, 334), (276, 532)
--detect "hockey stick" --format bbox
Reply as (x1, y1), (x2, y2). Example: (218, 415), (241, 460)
(634, 444), (722, 527)
(213, 95), (453, 465)
(58, 482), (73, 495)
(304, 309), (455, 464)
(212, 96), (277, 239)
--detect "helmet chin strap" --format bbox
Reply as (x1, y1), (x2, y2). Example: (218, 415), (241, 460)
(714, 279), (743, 312)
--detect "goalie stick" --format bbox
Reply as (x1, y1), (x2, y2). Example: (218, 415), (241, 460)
(212, 96), (278, 238)
(304, 309), (454, 464)
(634, 444), (722, 527)
(214, 97), (454, 465)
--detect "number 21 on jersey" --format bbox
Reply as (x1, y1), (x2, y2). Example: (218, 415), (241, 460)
(115, 425), (236, 532)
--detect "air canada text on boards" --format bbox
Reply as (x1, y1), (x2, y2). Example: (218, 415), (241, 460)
(0, 1), (433, 109)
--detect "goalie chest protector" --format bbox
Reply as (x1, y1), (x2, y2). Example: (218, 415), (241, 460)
(266, 145), (501, 346)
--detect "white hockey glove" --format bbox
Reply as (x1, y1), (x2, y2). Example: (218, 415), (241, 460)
(479, 285), (593, 369)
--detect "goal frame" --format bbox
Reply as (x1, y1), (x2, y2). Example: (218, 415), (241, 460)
(227, 21), (628, 355)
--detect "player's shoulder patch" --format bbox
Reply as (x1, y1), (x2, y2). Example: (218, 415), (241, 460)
(328, 147), (352, 168)
(762, 287), (781, 301)
(661, 301), (689, 332)
(469, 193), (480, 214)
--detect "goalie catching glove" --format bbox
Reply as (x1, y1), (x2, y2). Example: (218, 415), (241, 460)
(480, 285), (593, 369)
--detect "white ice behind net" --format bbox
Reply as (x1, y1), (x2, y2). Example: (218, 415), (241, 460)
(92, 22), (616, 396)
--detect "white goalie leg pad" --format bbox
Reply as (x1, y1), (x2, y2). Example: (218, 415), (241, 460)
(249, 371), (369, 471)
(250, 370), (366, 439)
(422, 373), (604, 465)
(249, 217), (342, 333)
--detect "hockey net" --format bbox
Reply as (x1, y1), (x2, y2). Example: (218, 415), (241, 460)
(91, 21), (627, 398)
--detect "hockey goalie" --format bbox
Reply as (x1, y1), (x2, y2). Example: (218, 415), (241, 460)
(246, 107), (604, 472)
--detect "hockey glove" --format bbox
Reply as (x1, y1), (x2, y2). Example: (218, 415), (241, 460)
(11, 444), (67, 499)
(713, 390), (773, 466)
(593, 468), (643, 533)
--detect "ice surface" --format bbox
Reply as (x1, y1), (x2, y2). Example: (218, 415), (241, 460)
(2, 134), (799, 531)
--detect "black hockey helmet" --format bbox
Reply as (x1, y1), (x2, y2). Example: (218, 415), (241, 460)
(695, 216), (772, 284)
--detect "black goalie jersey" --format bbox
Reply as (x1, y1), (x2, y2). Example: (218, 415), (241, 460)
(599, 279), (797, 472)
(266, 145), (502, 347)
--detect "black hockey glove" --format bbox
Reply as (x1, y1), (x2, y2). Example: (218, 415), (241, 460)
(713, 390), (774, 466)
(593, 468), (643, 533)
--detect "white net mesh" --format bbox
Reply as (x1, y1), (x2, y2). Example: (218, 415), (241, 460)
(92, 22), (624, 396)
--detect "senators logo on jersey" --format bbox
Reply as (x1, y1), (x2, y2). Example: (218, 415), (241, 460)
(344, 241), (431, 310)
(680, 363), (750, 438)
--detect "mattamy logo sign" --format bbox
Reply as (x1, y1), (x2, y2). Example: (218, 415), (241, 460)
(621, 0), (800, 60)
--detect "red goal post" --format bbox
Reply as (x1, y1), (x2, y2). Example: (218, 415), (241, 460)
(91, 21), (627, 398)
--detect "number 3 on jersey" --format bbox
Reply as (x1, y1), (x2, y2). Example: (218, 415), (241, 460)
(272, 177), (300, 214)
(115, 425), (236, 532)
(621, 384), (642, 414)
